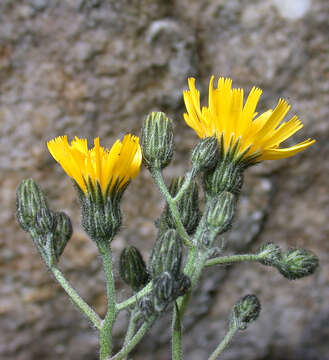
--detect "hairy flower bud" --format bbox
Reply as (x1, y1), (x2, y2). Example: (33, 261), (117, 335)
(233, 294), (261, 330)
(141, 111), (173, 169)
(34, 207), (57, 236)
(153, 272), (174, 313)
(191, 136), (219, 172)
(164, 176), (200, 234)
(53, 212), (73, 261)
(80, 182), (122, 244)
(276, 248), (319, 280)
(258, 242), (282, 266)
(16, 179), (48, 232)
(174, 273), (191, 297)
(206, 191), (236, 236)
(203, 161), (244, 197)
(119, 246), (149, 291)
(138, 295), (154, 320)
(149, 229), (182, 279)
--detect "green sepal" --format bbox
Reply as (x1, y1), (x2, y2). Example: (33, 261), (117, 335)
(52, 211), (73, 261)
(79, 179), (122, 244)
(119, 246), (149, 292)
(205, 191), (237, 237)
(141, 111), (174, 169)
(276, 248), (319, 280)
(258, 242), (282, 266)
(191, 136), (219, 172)
(148, 229), (182, 279)
(153, 271), (174, 313)
(232, 294), (261, 330)
(16, 178), (49, 232)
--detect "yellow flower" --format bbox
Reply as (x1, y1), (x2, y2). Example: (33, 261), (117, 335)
(47, 134), (142, 195)
(183, 76), (315, 164)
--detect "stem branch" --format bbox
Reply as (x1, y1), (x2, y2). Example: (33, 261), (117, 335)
(51, 267), (101, 329)
(208, 325), (238, 360)
(150, 167), (193, 248)
(205, 253), (265, 267)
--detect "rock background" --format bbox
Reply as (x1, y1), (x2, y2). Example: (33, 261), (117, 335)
(0, 0), (328, 359)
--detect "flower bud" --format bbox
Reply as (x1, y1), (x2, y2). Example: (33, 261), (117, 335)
(34, 207), (57, 237)
(206, 191), (236, 236)
(138, 295), (154, 320)
(276, 248), (319, 280)
(258, 242), (281, 266)
(203, 161), (243, 197)
(81, 183), (122, 244)
(141, 111), (173, 169)
(174, 273), (191, 297)
(233, 294), (261, 330)
(153, 272), (174, 312)
(119, 246), (149, 291)
(53, 212), (73, 261)
(164, 176), (200, 234)
(191, 136), (219, 172)
(149, 229), (182, 279)
(16, 179), (48, 232)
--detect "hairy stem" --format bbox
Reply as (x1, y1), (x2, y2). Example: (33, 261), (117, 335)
(99, 244), (117, 360)
(172, 303), (182, 360)
(208, 325), (237, 360)
(150, 167), (193, 248)
(122, 309), (137, 360)
(205, 253), (265, 267)
(51, 267), (101, 329)
(109, 315), (156, 360)
(116, 281), (153, 312)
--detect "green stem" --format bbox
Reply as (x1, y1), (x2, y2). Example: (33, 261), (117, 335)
(116, 281), (153, 312)
(109, 315), (156, 360)
(99, 244), (117, 360)
(122, 309), (137, 360)
(150, 167), (193, 248)
(208, 325), (238, 360)
(171, 247), (208, 355)
(51, 267), (101, 329)
(172, 303), (182, 360)
(205, 253), (265, 267)
(173, 169), (197, 202)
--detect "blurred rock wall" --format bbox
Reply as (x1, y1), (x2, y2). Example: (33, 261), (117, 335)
(0, 0), (328, 359)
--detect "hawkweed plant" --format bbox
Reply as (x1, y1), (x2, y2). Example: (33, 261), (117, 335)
(16, 76), (318, 360)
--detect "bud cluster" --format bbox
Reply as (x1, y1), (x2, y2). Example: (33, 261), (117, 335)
(258, 243), (319, 280)
(16, 179), (72, 266)
(138, 229), (191, 318)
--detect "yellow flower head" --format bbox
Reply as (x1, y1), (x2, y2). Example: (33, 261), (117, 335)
(47, 134), (142, 196)
(183, 76), (315, 165)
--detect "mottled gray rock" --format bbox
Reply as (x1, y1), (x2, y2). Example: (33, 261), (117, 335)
(0, 0), (328, 359)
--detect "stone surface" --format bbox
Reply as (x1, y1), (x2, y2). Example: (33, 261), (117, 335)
(0, 0), (328, 359)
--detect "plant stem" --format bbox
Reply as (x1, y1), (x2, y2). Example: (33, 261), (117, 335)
(99, 244), (117, 360)
(208, 325), (238, 360)
(173, 169), (197, 202)
(172, 303), (182, 360)
(51, 267), (101, 329)
(109, 315), (156, 360)
(116, 281), (153, 312)
(122, 309), (137, 360)
(150, 167), (193, 248)
(205, 253), (265, 267)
